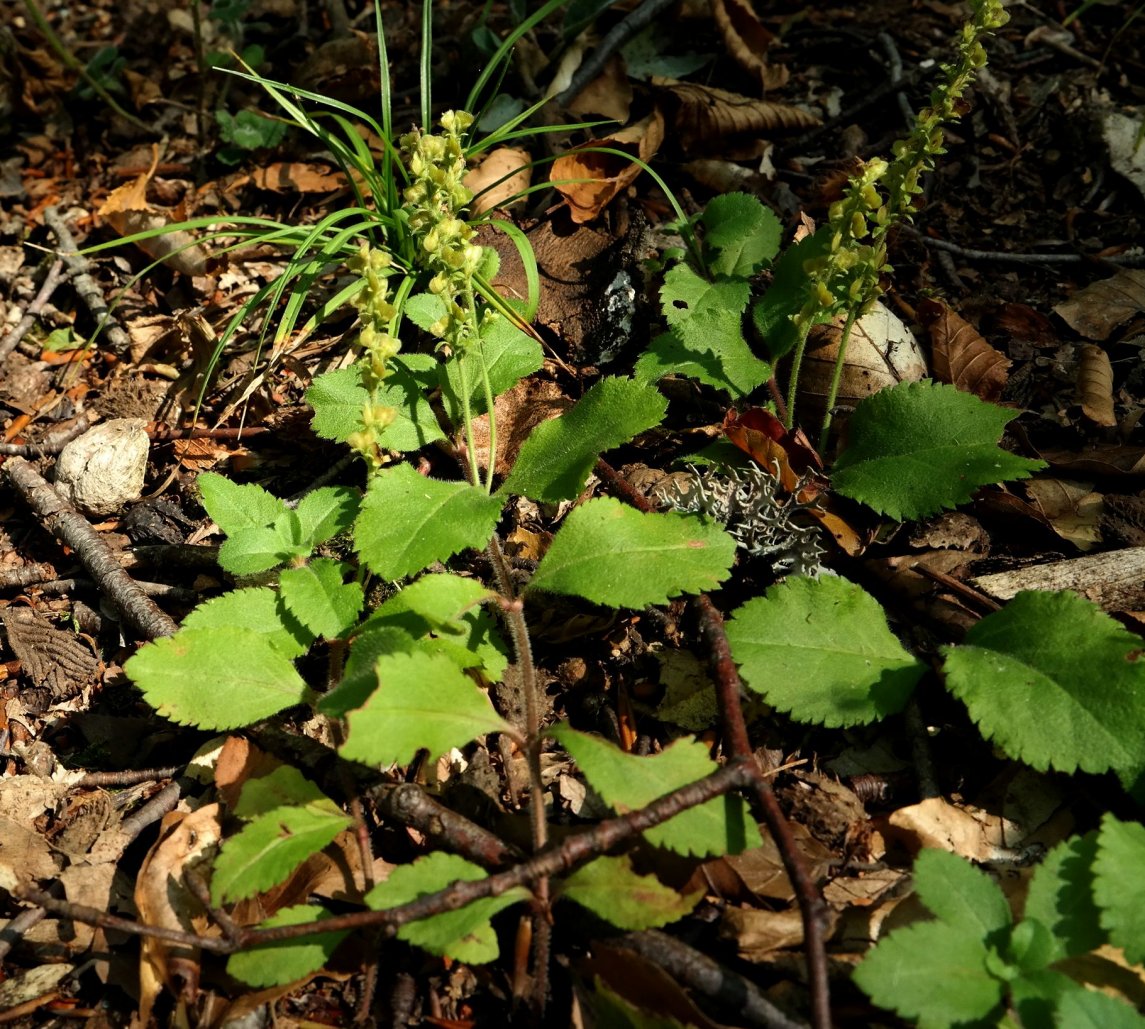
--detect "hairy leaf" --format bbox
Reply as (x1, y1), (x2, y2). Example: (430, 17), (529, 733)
(340, 650), (513, 767)
(279, 558), (363, 640)
(1023, 832), (1103, 962)
(832, 380), (1045, 520)
(1094, 814), (1145, 965)
(526, 498), (736, 608)
(912, 849), (1011, 937)
(198, 472), (283, 535)
(550, 726), (761, 857)
(365, 853), (528, 963)
(725, 576), (924, 726)
(559, 854), (700, 930)
(941, 590), (1145, 776)
(702, 192), (781, 277)
(226, 905), (347, 987)
(293, 487), (360, 547)
(440, 311), (544, 424)
(317, 625), (417, 717)
(633, 329), (770, 398)
(1054, 986), (1145, 1028)
(181, 587), (313, 659)
(503, 378), (667, 502)
(126, 627), (313, 729)
(354, 463), (502, 580)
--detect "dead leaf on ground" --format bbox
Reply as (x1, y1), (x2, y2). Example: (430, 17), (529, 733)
(1053, 268), (1145, 341)
(710, 0), (789, 91)
(469, 377), (571, 476)
(1076, 343), (1116, 426)
(565, 53), (632, 123)
(551, 110), (665, 223)
(721, 905), (839, 958)
(652, 76), (818, 152)
(246, 162), (347, 193)
(0, 607), (99, 698)
(919, 298), (1010, 401)
(464, 147), (533, 216)
(1040, 443), (1145, 478)
(1024, 478), (1104, 550)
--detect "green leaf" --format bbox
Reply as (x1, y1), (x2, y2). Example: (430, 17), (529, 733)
(354, 463), (502, 580)
(279, 558), (364, 639)
(212, 778), (351, 904)
(293, 487), (360, 548)
(365, 852), (528, 963)
(306, 362), (445, 451)
(366, 573), (507, 680)
(832, 380), (1045, 520)
(913, 849), (1011, 937)
(198, 472), (284, 535)
(550, 726), (762, 857)
(502, 378), (667, 503)
(181, 587), (313, 659)
(1009, 968), (1086, 1029)
(852, 919), (1004, 1028)
(1054, 987), (1145, 1028)
(318, 624), (417, 717)
(559, 854), (700, 930)
(751, 228), (833, 361)
(340, 650), (514, 767)
(233, 764), (332, 817)
(633, 329), (770, 398)
(1094, 814), (1145, 965)
(1023, 832), (1103, 961)
(701, 192), (781, 277)
(440, 312), (544, 424)
(226, 905), (347, 987)
(662, 263), (749, 337)
(940, 590), (1145, 776)
(526, 498), (735, 608)
(403, 292), (447, 331)
(725, 576), (925, 727)
(125, 628), (313, 729)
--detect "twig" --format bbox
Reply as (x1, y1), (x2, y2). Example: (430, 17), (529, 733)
(0, 411), (100, 458)
(909, 229), (1145, 267)
(0, 562), (58, 589)
(0, 259), (68, 362)
(14, 760), (754, 952)
(694, 595), (833, 1029)
(78, 766), (183, 788)
(617, 930), (806, 1029)
(43, 207), (133, 356)
(904, 696), (940, 800)
(558, 0), (679, 108)
(119, 781), (183, 841)
(3, 458), (178, 639)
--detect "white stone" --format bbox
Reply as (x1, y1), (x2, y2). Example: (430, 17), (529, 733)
(54, 418), (149, 516)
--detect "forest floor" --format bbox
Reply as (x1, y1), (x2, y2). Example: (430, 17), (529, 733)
(1, 0), (1145, 1026)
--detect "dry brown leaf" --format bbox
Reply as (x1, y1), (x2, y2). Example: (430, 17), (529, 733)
(1076, 343), (1116, 427)
(1026, 478), (1103, 550)
(551, 111), (665, 223)
(248, 161), (346, 193)
(919, 298), (1010, 402)
(652, 76), (818, 152)
(1040, 443), (1145, 478)
(1054, 268), (1145, 341)
(710, 0), (789, 91)
(0, 607), (99, 697)
(880, 794), (1050, 863)
(566, 53), (632, 122)
(464, 147), (533, 216)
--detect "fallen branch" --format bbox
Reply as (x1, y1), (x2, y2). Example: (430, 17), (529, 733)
(0, 258), (68, 362)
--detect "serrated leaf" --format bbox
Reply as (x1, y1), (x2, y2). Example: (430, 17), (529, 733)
(751, 228), (833, 361)
(354, 463), (502, 580)
(293, 487), (360, 547)
(559, 854), (700, 930)
(226, 905), (347, 987)
(340, 650), (513, 767)
(218, 514), (307, 576)
(702, 192), (781, 277)
(661, 263), (749, 337)
(440, 312), (544, 424)
(1054, 986), (1145, 1028)
(279, 559), (363, 639)
(913, 849), (1011, 937)
(526, 498), (735, 608)
(306, 361), (445, 451)
(1023, 832), (1103, 961)
(1094, 814), (1145, 964)
(125, 627), (313, 729)
(181, 587), (313, 659)
(852, 919), (1004, 1028)
(832, 380), (1045, 520)
(725, 576), (924, 727)
(633, 329), (770, 398)
(365, 852), (528, 963)
(940, 590), (1145, 776)
(233, 765), (331, 817)
(318, 624), (417, 717)
(212, 805), (351, 905)
(198, 473), (284, 535)
(1009, 968), (1085, 1029)
(550, 726), (762, 857)
(503, 378), (667, 503)
(403, 291), (446, 331)
(366, 573), (507, 680)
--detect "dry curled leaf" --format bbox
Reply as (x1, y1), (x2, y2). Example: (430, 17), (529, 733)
(919, 299), (1010, 402)
(1053, 269), (1145, 341)
(710, 0), (789, 91)
(652, 76), (818, 152)
(1025, 478), (1104, 551)
(464, 147), (533, 216)
(1076, 343), (1116, 427)
(551, 110), (664, 223)
(0, 607), (99, 698)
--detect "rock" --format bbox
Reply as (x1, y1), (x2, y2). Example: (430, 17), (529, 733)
(54, 418), (150, 516)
